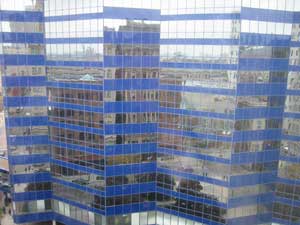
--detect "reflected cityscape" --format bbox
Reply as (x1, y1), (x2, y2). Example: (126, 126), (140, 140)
(0, 0), (300, 225)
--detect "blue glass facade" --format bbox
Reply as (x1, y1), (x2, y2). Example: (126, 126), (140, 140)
(0, 0), (52, 223)
(273, 8), (300, 225)
(1, 0), (300, 225)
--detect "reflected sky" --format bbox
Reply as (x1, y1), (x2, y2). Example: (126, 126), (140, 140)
(2, 0), (300, 12)
(0, 0), (42, 11)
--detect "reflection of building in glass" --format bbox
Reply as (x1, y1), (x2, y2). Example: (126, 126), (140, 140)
(45, 1), (160, 224)
(1, 0), (300, 225)
(275, 16), (300, 223)
(0, 0), (50, 223)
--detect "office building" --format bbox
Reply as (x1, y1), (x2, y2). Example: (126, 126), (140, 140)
(0, 0), (300, 225)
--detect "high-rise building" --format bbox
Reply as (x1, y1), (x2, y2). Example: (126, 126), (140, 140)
(0, 0), (52, 224)
(1, 0), (300, 225)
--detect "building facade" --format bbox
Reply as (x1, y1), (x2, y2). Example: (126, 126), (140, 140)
(0, 0), (52, 223)
(1, 0), (300, 225)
